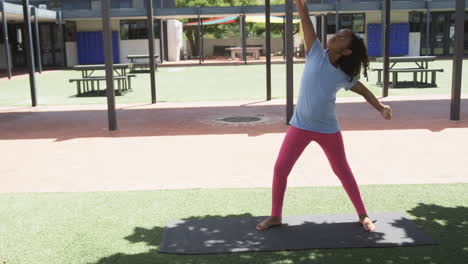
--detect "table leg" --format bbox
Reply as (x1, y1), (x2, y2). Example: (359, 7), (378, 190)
(77, 81), (81, 96)
(432, 71), (436, 86)
(413, 72), (417, 87)
(114, 79), (119, 95)
(425, 62), (428, 83)
(392, 72), (397, 88)
(83, 71), (89, 92)
(377, 70), (382, 85)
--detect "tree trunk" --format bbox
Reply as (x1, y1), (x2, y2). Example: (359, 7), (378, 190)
(186, 27), (199, 56)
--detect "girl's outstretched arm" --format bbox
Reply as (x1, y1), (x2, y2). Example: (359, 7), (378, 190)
(295, 0), (316, 53)
(350, 81), (392, 120)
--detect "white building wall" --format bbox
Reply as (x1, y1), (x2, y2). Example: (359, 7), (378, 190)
(409, 32), (421, 56)
(65, 42), (78, 67)
(166, 20), (183, 61)
(119, 39), (161, 63)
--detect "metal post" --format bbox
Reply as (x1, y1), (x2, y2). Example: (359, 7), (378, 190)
(380, 0), (384, 56)
(22, 0), (37, 106)
(382, 0), (390, 97)
(321, 15), (327, 49)
(1, 0), (12, 79)
(283, 16), (285, 60)
(450, 0), (464, 121)
(58, 11), (65, 67)
(157, 1), (165, 64)
(147, 0), (156, 104)
(159, 20), (165, 63)
(425, 0), (431, 56)
(241, 11), (247, 64)
(335, 0), (339, 31)
(200, 18), (204, 62)
(285, 0), (294, 124)
(265, 0), (271, 101)
(33, 7), (42, 73)
(197, 8), (202, 65)
(101, 0), (117, 131)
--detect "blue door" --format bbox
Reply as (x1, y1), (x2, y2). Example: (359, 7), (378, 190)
(367, 23), (409, 56)
(77, 31), (120, 64)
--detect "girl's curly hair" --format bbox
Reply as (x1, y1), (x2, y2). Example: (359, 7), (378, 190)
(337, 33), (370, 82)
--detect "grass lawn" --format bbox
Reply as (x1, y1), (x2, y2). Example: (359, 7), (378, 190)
(1, 184), (467, 264)
(1, 60), (468, 107)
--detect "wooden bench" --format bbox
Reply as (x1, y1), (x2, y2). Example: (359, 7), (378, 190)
(70, 75), (136, 96)
(225, 47), (263, 60)
(214, 45), (264, 57)
(371, 68), (444, 88)
(127, 55), (159, 72)
(130, 61), (158, 72)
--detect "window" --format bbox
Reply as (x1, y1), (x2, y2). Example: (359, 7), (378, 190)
(0, 24), (4, 44)
(409, 12), (425, 33)
(145, 0), (176, 8)
(65, 21), (77, 42)
(351, 13), (365, 33)
(63, 0), (91, 10)
(326, 13), (365, 34)
(120, 20), (161, 40)
(111, 0), (132, 9)
(327, 14), (337, 34)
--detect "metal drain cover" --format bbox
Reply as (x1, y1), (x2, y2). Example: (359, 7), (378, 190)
(219, 116), (262, 123)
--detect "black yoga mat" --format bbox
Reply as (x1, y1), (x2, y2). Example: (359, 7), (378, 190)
(159, 212), (437, 254)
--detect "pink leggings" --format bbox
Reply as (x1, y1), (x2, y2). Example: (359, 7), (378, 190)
(271, 125), (367, 217)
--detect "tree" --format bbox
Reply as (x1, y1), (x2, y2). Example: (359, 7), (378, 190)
(176, 0), (259, 56)
(176, 0), (299, 57)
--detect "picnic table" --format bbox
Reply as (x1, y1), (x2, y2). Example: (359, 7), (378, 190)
(372, 56), (443, 88)
(127, 55), (159, 72)
(225, 47), (263, 60)
(70, 64), (136, 96)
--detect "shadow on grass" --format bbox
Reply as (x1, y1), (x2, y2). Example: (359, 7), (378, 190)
(91, 203), (467, 264)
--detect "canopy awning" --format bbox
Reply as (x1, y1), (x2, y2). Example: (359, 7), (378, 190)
(183, 15), (301, 26)
(245, 15), (300, 24)
(183, 16), (238, 26)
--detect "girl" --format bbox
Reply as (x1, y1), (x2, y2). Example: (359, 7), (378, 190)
(256, 0), (392, 232)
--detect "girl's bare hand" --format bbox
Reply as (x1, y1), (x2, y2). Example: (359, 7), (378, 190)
(380, 105), (392, 120)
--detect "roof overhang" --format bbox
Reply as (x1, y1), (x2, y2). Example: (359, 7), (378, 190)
(0, 2), (57, 22)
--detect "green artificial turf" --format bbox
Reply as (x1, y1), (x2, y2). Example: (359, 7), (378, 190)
(1, 184), (467, 264)
(1, 60), (467, 107)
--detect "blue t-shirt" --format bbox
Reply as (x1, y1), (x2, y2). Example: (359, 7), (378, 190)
(290, 39), (358, 134)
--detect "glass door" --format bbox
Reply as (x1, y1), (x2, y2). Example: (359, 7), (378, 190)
(431, 13), (447, 55)
(9, 24), (26, 67)
(431, 12), (451, 56)
(39, 23), (64, 67)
